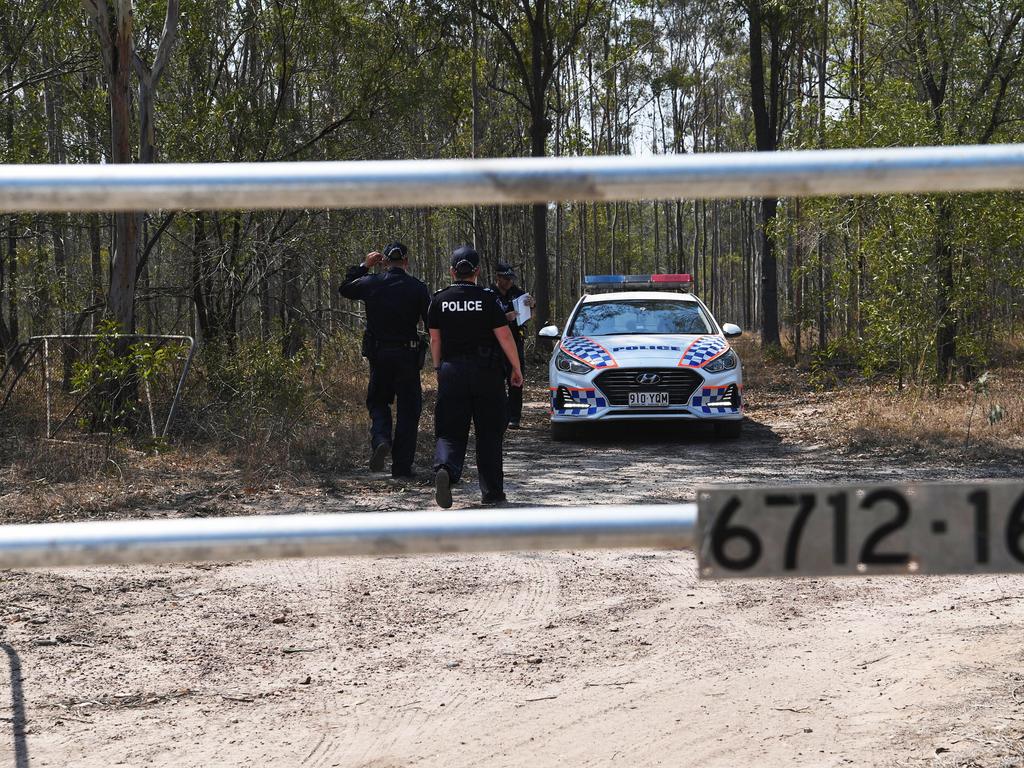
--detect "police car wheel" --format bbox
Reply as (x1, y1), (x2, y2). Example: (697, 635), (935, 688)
(713, 420), (742, 439)
(550, 421), (577, 442)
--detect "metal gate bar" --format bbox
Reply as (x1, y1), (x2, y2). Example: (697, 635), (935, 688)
(3, 143), (1023, 570)
(0, 505), (696, 568)
(1, 144), (1023, 213)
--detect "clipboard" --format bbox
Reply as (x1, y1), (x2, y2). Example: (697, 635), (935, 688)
(512, 294), (532, 326)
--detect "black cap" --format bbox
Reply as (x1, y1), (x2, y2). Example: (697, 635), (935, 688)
(496, 261), (516, 278)
(451, 245), (480, 276)
(383, 241), (408, 261)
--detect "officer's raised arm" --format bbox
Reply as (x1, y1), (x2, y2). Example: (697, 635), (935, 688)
(338, 251), (383, 300)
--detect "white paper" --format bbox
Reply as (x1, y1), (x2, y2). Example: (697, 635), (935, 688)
(513, 294), (532, 326)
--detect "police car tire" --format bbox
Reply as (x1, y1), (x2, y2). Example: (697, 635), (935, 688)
(713, 420), (742, 439)
(550, 421), (577, 442)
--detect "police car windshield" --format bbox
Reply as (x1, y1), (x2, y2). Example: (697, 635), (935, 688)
(569, 299), (714, 336)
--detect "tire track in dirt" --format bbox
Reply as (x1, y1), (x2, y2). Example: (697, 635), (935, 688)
(495, 553), (562, 628)
(302, 558), (416, 768)
(293, 553), (555, 768)
(450, 553), (734, 767)
(9, 391), (1024, 766)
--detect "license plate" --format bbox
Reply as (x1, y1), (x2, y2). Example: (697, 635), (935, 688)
(697, 482), (1024, 579)
(628, 391), (669, 407)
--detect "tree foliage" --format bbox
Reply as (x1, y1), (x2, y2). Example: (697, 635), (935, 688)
(0, 0), (1021, 389)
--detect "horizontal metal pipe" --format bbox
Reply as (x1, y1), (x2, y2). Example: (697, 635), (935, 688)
(0, 505), (696, 568)
(29, 334), (194, 341)
(2, 144), (1023, 212)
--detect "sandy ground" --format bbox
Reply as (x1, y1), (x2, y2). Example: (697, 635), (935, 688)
(3, 387), (1024, 767)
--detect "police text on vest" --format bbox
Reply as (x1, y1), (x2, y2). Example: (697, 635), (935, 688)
(442, 300), (483, 312)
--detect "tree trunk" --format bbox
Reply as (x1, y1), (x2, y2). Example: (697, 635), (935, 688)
(747, 2), (782, 348)
(105, 0), (139, 333)
(934, 198), (956, 380)
(2, 23), (17, 352)
(281, 243), (304, 358)
(817, 0), (828, 350)
(529, 12), (550, 330)
(192, 213), (212, 342)
(4, 215), (15, 348)
(470, 8), (484, 250)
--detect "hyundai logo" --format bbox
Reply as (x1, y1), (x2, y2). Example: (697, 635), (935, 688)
(636, 373), (662, 385)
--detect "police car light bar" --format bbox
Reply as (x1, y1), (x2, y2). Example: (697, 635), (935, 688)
(584, 274), (693, 292)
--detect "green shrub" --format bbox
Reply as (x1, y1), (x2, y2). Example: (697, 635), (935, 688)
(202, 341), (308, 421)
(70, 320), (177, 435)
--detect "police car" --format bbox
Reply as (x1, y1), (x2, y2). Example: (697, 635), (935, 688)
(538, 274), (743, 440)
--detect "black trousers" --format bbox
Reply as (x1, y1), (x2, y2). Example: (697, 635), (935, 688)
(366, 347), (422, 475)
(433, 359), (508, 501)
(505, 337), (526, 424)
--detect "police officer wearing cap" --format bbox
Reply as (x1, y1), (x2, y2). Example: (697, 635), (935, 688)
(491, 262), (535, 429)
(339, 242), (431, 478)
(428, 245), (523, 508)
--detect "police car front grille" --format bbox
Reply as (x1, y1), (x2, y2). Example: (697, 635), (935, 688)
(593, 368), (703, 406)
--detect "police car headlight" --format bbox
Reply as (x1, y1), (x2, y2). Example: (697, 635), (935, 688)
(703, 349), (737, 373)
(556, 350), (593, 374)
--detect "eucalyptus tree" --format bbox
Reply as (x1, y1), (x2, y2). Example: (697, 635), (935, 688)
(81, 0), (137, 333)
(82, 0), (179, 334)
(472, 0), (601, 329)
(0, 0), (98, 357)
(4, 0), (1024, 400)
(735, 0), (816, 348)
(901, 0), (1024, 379)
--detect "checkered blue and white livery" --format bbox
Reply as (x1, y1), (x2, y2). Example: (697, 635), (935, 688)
(560, 337), (618, 369)
(550, 388), (608, 416)
(689, 386), (741, 414)
(678, 336), (728, 368)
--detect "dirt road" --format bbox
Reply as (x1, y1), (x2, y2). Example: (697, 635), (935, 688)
(3, 390), (1024, 767)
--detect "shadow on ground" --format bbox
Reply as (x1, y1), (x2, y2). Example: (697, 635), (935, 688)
(497, 414), (795, 507)
(1, 644), (29, 768)
(558, 417), (783, 448)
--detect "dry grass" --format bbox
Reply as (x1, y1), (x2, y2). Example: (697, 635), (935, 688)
(730, 335), (813, 394)
(0, 444), (229, 524)
(0, 335), (390, 522)
(834, 371), (1024, 460)
(0, 331), (468, 523)
(4, 333), (1024, 525)
(731, 333), (1024, 462)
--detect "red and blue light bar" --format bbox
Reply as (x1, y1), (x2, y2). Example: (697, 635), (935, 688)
(584, 273), (693, 291)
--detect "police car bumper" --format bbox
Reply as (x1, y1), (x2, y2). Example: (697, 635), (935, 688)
(548, 369), (743, 423)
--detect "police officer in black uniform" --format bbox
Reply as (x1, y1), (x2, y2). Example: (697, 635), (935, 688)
(339, 242), (431, 478)
(428, 245), (523, 508)
(490, 262), (535, 429)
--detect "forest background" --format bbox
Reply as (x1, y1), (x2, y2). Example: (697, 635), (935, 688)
(1, 0), (1024, 463)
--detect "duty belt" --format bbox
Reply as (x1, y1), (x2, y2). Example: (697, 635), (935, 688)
(443, 348), (501, 363)
(377, 339), (418, 350)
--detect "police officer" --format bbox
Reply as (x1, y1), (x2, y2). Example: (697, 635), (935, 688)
(490, 262), (535, 429)
(428, 245), (523, 508)
(339, 242), (431, 478)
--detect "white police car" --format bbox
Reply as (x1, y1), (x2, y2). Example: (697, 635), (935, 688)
(539, 274), (744, 440)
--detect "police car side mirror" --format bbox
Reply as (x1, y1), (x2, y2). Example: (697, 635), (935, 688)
(722, 323), (742, 338)
(538, 324), (560, 339)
